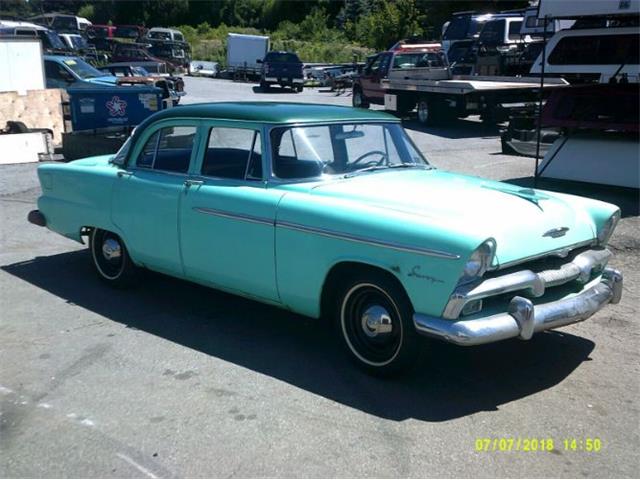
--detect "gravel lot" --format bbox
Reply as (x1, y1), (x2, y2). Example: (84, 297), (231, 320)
(1, 77), (638, 478)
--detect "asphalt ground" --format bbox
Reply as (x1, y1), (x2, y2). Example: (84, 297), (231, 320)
(1, 77), (638, 478)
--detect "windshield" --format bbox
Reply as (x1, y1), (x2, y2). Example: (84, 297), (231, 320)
(115, 26), (140, 39)
(393, 52), (446, 69)
(62, 58), (107, 79)
(149, 31), (171, 41)
(40, 30), (66, 50)
(69, 35), (89, 49)
(266, 52), (301, 63)
(270, 123), (429, 180)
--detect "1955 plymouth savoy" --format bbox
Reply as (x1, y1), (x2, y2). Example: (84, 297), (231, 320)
(29, 103), (623, 375)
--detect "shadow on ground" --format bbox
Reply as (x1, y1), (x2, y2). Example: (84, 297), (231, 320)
(403, 118), (502, 139)
(506, 177), (640, 218)
(3, 250), (595, 422)
(251, 86), (300, 94)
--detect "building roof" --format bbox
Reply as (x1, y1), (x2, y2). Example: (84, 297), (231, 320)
(140, 102), (398, 125)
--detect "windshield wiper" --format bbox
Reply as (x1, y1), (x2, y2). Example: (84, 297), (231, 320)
(344, 163), (430, 178)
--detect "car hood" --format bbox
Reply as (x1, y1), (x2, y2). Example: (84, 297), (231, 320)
(74, 75), (118, 86)
(306, 169), (597, 267)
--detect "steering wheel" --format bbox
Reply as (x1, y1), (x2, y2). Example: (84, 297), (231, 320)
(351, 150), (388, 168)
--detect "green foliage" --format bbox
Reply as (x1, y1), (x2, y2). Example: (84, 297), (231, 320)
(76, 4), (94, 20)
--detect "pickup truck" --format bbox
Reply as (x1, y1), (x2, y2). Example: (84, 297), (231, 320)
(352, 44), (567, 125)
(258, 51), (304, 92)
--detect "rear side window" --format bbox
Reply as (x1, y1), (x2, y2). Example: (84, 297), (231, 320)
(508, 21), (522, 40)
(549, 34), (640, 65)
(136, 126), (196, 173)
(201, 128), (262, 180)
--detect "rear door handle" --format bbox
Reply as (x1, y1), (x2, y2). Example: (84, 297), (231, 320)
(184, 179), (204, 188)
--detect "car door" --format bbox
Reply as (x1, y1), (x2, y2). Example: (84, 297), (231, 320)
(361, 52), (391, 101)
(179, 123), (283, 302)
(111, 120), (200, 277)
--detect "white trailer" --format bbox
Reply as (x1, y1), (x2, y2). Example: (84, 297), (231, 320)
(0, 37), (45, 94)
(538, 0), (640, 18)
(226, 33), (269, 77)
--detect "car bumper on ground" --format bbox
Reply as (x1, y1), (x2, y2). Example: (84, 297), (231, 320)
(413, 267), (623, 346)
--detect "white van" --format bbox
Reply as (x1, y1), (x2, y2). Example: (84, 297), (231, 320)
(530, 27), (639, 83)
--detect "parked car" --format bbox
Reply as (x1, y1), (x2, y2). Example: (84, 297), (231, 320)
(258, 51), (304, 92)
(28, 13), (91, 32)
(100, 63), (185, 105)
(43, 55), (117, 89)
(59, 33), (108, 65)
(111, 43), (171, 71)
(28, 103), (623, 375)
(0, 20), (69, 53)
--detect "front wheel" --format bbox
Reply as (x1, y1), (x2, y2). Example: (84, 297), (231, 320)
(335, 272), (420, 376)
(90, 228), (138, 288)
(352, 88), (370, 109)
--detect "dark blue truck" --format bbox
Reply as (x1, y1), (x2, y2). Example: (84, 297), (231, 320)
(258, 51), (304, 92)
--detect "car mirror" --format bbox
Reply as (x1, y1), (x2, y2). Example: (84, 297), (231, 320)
(256, 59), (263, 64)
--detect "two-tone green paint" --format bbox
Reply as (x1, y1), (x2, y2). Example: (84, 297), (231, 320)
(36, 103), (620, 320)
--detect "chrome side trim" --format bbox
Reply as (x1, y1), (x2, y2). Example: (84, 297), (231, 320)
(276, 220), (460, 259)
(193, 207), (274, 226)
(414, 268), (622, 346)
(443, 248), (612, 319)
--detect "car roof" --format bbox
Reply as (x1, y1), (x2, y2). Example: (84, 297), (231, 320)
(44, 55), (81, 62)
(139, 102), (398, 125)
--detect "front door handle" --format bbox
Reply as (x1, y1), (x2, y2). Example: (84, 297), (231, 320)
(184, 179), (204, 188)
(117, 170), (133, 178)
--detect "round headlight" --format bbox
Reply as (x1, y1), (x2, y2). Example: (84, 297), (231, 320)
(461, 239), (496, 284)
(597, 211), (620, 245)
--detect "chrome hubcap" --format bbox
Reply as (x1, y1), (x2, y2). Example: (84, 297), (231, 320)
(418, 101), (429, 122)
(361, 305), (393, 337)
(102, 238), (122, 261)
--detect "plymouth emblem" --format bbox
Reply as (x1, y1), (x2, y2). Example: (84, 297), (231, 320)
(543, 227), (570, 238)
(106, 96), (128, 116)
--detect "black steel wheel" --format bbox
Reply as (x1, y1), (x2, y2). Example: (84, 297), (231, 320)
(336, 271), (419, 376)
(90, 229), (137, 288)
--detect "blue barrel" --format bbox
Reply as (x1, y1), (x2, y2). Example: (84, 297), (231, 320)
(67, 86), (164, 131)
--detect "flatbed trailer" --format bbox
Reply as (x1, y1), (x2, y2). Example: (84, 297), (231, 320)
(381, 74), (568, 124)
(352, 47), (568, 125)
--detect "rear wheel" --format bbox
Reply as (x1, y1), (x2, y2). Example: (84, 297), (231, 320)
(417, 98), (433, 125)
(352, 87), (370, 109)
(335, 271), (420, 376)
(90, 229), (138, 288)
(295, 85), (304, 93)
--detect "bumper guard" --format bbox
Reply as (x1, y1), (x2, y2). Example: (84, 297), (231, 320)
(413, 268), (623, 346)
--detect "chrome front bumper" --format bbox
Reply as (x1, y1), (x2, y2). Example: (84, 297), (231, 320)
(413, 268), (623, 346)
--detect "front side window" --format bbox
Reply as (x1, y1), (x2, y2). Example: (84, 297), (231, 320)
(271, 123), (429, 180)
(202, 128), (262, 180)
(136, 126), (196, 173)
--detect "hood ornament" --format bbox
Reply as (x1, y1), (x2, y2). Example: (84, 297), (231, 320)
(543, 227), (570, 238)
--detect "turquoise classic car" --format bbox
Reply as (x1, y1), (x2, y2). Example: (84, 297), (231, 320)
(29, 103), (623, 375)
